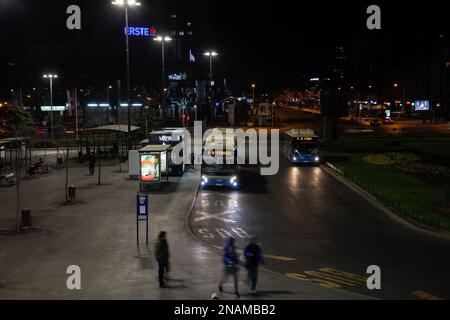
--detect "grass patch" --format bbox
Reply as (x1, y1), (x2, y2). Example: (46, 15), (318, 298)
(321, 150), (450, 230)
(322, 135), (450, 159)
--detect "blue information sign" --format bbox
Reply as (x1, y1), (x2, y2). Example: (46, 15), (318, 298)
(136, 192), (149, 216)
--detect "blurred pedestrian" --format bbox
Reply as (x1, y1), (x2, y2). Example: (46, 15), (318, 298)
(244, 236), (265, 294)
(218, 237), (240, 298)
(88, 153), (96, 175)
(155, 231), (170, 288)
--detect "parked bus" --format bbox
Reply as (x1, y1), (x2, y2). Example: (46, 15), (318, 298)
(201, 129), (239, 188)
(282, 129), (320, 164)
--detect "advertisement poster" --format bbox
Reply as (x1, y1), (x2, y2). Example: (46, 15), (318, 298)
(140, 154), (160, 182)
(161, 152), (167, 175)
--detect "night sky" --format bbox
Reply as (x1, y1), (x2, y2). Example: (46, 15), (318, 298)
(0, 0), (449, 94)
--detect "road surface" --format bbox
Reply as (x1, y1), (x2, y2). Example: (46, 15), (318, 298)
(189, 156), (450, 299)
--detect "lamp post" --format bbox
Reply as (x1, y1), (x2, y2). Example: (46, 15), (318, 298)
(204, 51), (218, 85)
(43, 74), (58, 142)
(154, 36), (172, 95)
(112, 0), (141, 152)
(251, 83), (256, 102)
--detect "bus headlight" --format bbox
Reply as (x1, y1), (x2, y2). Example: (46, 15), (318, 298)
(315, 156), (320, 162)
(202, 176), (208, 183)
(230, 176), (237, 183)
(293, 156), (297, 161)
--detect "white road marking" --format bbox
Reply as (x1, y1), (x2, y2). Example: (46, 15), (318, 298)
(231, 227), (251, 238)
(194, 211), (237, 223)
(216, 228), (233, 239)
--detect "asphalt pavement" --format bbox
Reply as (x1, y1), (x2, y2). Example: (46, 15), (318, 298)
(189, 156), (450, 300)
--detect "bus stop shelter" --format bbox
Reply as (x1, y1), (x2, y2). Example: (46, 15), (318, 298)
(138, 145), (171, 189)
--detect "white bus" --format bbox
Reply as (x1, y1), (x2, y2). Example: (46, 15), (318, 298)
(282, 129), (320, 164)
(201, 129), (239, 188)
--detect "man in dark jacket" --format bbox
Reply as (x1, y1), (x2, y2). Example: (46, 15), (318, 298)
(155, 231), (170, 288)
(88, 153), (96, 175)
(244, 236), (265, 294)
(218, 237), (240, 297)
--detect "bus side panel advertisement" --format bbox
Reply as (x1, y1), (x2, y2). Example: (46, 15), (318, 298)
(140, 154), (161, 182)
(161, 152), (167, 174)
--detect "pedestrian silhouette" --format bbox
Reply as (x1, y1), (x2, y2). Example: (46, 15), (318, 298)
(244, 236), (265, 294)
(218, 237), (240, 298)
(88, 153), (96, 175)
(155, 231), (170, 288)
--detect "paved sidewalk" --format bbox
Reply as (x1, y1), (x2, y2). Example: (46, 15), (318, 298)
(0, 161), (369, 299)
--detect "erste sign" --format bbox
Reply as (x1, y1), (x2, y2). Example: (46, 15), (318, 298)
(124, 26), (157, 37)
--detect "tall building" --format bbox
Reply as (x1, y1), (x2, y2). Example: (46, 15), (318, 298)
(333, 45), (347, 86)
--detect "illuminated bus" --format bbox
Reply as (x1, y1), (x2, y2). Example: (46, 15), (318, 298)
(282, 129), (320, 164)
(201, 129), (239, 188)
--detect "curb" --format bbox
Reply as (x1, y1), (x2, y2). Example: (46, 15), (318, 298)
(323, 162), (450, 241)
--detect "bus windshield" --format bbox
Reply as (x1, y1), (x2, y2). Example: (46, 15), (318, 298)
(292, 141), (319, 154)
(203, 163), (237, 175)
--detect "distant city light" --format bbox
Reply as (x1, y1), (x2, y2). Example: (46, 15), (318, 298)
(154, 36), (172, 42)
(112, 0), (141, 6)
(43, 74), (58, 79)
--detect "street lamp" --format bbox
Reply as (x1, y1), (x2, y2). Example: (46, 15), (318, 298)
(251, 83), (256, 103)
(154, 36), (172, 93)
(204, 51), (218, 85)
(112, 0), (141, 152)
(43, 74), (58, 142)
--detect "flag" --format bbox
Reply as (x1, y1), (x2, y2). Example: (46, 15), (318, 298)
(189, 50), (196, 63)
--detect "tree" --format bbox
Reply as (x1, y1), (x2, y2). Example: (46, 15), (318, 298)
(0, 107), (35, 232)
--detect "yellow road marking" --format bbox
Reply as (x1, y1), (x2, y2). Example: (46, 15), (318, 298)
(287, 272), (341, 289)
(287, 268), (368, 290)
(213, 246), (298, 262)
(304, 271), (360, 287)
(412, 291), (444, 300)
(319, 268), (367, 283)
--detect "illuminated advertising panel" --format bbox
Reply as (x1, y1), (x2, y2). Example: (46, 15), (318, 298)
(124, 26), (157, 37)
(414, 100), (430, 111)
(140, 154), (160, 182)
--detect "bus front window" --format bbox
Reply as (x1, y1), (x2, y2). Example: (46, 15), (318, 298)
(292, 141), (319, 154)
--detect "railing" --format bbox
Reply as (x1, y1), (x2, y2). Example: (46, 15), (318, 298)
(326, 162), (450, 231)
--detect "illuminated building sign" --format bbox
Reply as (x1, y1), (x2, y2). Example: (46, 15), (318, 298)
(124, 26), (157, 37)
(159, 135), (172, 142)
(41, 106), (66, 112)
(414, 100), (430, 111)
(168, 73), (187, 81)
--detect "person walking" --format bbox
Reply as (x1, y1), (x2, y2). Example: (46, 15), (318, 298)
(218, 237), (240, 298)
(244, 237), (265, 294)
(155, 231), (170, 288)
(88, 153), (96, 175)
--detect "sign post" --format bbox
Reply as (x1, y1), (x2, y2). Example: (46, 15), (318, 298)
(136, 192), (149, 245)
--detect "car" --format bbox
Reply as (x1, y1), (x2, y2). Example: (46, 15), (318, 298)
(359, 118), (381, 127)
(383, 117), (394, 125)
